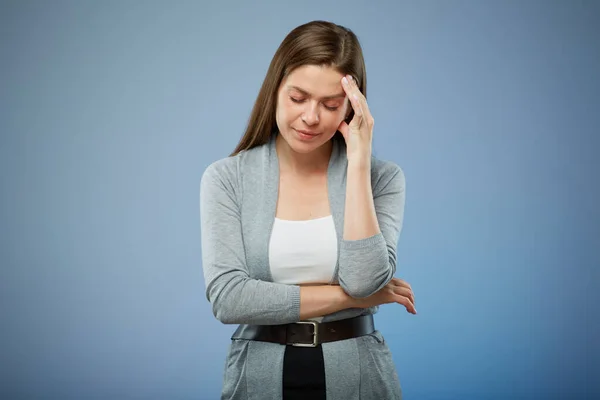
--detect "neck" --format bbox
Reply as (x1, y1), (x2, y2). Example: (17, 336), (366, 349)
(275, 134), (333, 174)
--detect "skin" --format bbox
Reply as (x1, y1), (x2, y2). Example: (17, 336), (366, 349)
(272, 65), (417, 317)
(275, 64), (349, 172)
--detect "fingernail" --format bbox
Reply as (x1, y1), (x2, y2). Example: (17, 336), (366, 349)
(348, 75), (353, 81)
(342, 77), (348, 85)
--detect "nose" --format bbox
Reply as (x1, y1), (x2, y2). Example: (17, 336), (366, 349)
(301, 102), (319, 125)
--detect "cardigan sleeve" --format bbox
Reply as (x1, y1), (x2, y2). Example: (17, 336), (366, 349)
(199, 161), (301, 325)
(337, 162), (406, 298)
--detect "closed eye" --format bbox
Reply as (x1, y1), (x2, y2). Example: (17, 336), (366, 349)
(291, 97), (339, 111)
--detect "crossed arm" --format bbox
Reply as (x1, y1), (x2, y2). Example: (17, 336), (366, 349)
(200, 161), (413, 326)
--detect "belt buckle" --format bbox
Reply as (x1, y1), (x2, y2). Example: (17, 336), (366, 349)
(289, 321), (319, 347)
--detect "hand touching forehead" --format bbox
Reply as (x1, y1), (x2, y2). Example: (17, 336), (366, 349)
(281, 65), (348, 108)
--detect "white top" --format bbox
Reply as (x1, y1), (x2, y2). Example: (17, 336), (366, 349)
(268, 215), (338, 285)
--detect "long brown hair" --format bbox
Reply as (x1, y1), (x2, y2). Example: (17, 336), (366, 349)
(230, 20), (367, 156)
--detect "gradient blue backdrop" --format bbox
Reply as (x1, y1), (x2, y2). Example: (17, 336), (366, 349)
(1, 1), (598, 399)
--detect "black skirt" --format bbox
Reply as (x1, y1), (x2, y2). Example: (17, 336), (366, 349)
(282, 344), (326, 399)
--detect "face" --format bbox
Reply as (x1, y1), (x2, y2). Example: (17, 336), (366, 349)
(275, 64), (351, 154)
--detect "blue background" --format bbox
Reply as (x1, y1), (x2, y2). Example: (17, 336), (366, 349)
(1, 1), (598, 399)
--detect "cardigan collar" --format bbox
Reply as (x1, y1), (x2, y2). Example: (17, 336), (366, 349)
(263, 132), (348, 284)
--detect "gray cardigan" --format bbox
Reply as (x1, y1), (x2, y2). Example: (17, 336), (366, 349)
(200, 134), (406, 399)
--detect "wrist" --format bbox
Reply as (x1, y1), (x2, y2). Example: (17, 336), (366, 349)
(336, 286), (357, 309)
(337, 286), (366, 309)
(347, 155), (371, 171)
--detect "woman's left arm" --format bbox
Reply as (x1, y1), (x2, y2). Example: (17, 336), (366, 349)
(336, 75), (406, 298)
(338, 162), (405, 298)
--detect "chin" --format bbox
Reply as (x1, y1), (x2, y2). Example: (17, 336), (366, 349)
(289, 141), (322, 154)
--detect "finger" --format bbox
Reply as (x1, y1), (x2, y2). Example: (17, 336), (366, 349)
(350, 94), (365, 129)
(390, 278), (416, 309)
(393, 286), (415, 308)
(389, 279), (414, 301)
(392, 278), (413, 292)
(395, 294), (417, 314)
(391, 277), (403, 286)
(351, 93), (364, 119)
(341, 77), (364, 124)
(346, 75), (363, 100)
(347, 76), (373, 125)
(342, 76), (362, 114)
(337, 120), (349, 140)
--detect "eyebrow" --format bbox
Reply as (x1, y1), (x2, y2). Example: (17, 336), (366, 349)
(288, 85), (346, 101)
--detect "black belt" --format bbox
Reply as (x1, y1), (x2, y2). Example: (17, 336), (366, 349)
(231, 314), (375, 347)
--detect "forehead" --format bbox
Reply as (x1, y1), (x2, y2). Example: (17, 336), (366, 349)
(281, 65), (345, 98)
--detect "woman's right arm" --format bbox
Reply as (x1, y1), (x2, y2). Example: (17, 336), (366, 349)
(299, 277), (417, 320)
(200, 162), (356, 325)
(200, 162), (416, 325)
(298, 285), (354, 320)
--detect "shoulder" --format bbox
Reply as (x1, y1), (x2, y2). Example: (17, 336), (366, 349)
(370, 155), (406, 196)
(200, 143), (268, 194)
(200, 155), (238, 194)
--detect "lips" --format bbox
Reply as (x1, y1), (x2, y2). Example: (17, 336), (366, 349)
(294, 128), (320, 136)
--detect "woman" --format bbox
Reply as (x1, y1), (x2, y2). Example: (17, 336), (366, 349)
(200, 20), (416, 400)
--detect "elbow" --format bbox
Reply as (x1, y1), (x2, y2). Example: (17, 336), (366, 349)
(338, 259), (396, 299)
(338, 236), (396, 298)
(338, 272), (386, 298)
(205, 274), (253, 325)
(340, 282), (377, 299)
(339, 274), (390, 298)
(207, 284), (241, 325)
(215, 312), (237, 325)
(211, 299), (240, 325)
